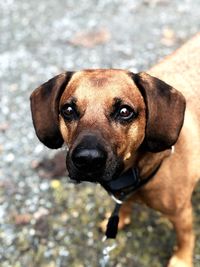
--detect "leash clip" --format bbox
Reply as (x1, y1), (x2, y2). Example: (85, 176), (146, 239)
(111, 194), (123, 204)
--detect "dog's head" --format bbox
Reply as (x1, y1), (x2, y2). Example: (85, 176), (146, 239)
(30, 70), (185, 183)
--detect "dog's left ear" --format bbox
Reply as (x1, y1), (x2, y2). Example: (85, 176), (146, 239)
(30, 72), (74, 149)
(132, 72), (186, 152)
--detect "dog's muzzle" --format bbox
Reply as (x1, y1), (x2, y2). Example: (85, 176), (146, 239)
(66, 133), (120, 183)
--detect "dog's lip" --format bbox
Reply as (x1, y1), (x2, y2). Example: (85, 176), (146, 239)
(67, 162), (105, 182)
(68, 168), (123, 184)
(69, 174), (101, 183)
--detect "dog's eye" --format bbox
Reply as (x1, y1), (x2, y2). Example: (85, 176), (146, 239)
(118, 105), (136, 121)
(61, 104), (78, 121)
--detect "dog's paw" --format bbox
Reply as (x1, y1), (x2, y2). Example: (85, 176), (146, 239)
(167, 255), (193, 267)
(99, 212), (131, 233)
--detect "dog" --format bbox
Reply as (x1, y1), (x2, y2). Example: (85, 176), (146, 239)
(30, 34), (200, 267)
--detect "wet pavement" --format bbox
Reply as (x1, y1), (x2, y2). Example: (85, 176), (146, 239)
(0, 0), (200, 266)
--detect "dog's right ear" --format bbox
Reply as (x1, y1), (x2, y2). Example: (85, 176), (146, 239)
(30, 72), (74, 149)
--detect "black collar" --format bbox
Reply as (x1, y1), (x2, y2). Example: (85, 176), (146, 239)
(101, 162), (162, 199)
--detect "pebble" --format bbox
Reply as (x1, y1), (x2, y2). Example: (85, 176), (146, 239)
(33, 207), (49, 220)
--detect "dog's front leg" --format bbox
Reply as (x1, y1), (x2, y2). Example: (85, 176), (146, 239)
(167, 202), (195, 267)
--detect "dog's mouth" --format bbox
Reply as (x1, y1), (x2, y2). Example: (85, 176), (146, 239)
(66, 148), (125, 188)
(66, 154), (124, 184)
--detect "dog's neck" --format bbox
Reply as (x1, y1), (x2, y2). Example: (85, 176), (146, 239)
(135, 147), (173, 180)
(101, 146), (174, 200)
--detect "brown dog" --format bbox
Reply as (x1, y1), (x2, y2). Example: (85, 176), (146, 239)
(30, 34), (200, 267)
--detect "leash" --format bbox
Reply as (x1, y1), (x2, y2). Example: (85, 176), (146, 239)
(100, 162), (162, 239)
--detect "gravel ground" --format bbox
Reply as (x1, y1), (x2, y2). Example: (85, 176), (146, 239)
(0, 0), (200, 267)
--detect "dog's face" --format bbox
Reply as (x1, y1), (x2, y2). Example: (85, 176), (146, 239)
(30, 69), (185, 184)
(59, 70), (146, 182)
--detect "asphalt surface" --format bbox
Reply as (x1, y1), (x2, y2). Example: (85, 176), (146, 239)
(0, 0), (200, 267)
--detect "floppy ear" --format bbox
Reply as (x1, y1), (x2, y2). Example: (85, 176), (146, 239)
(132, 72), (186, 152)
(30, 72), (74, 149)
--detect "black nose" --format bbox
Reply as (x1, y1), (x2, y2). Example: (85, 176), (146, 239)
(72, 147), (107, 172)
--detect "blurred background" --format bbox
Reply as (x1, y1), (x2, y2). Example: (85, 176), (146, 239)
(0, 0), (200, 266)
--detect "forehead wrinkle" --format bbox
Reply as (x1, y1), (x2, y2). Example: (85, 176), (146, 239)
(61, 70), (142, 111)
(89, 76), (109, 87)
